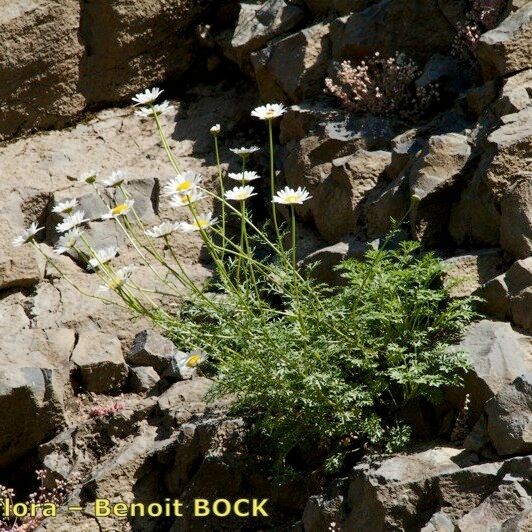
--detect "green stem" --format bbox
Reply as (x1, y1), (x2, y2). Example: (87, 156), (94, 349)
(268, 119), (281, 245)
(213, 134), (226, 258)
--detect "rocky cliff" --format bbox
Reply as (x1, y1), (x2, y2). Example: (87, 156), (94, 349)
(0, 0), (531, 530)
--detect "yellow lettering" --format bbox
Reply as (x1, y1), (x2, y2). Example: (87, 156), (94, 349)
(94, 499), (111, 517)
(194, 499), (210, 516)
(252, 499), (269, 517)
(212, 499), (231, 517)
(234, 499), (250, 517)
(112, 502), (128, 517)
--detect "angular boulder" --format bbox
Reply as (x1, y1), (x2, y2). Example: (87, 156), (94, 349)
(127, 329), (180, 375)
(0, 366), (65, 468)
(251, 22), (332, 103)
(485, 373), (532, 456)
(477, 3), (532, 78)
(71, 331), (128, 394)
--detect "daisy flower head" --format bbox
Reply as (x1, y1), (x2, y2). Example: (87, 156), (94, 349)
(228, 170), (260, 182)
(98, 266), (134, 292)
(87, 246), (119, 270)
(135, 101), (174, 119)
(180, 212), (218, 232)
(210, 124), (221, 135)
(12, 222), (44, 247)
(145, 221), (182, 239)
(272, 186), (312, 205)
(56, 211), (88, 233)
(132, 87), (163, 106)
(101, 199), (135, 220)
(179, 349), (207, 370)
(230, 146), (260, 157)
(163, 172), (202, 197)
(52, 198), (79, 215)
(78, 171), (98, 184)
(251, 103), (287, 120)
(101, 170), (127, 188)
(170, 189), (205, 208)
(225, 185), (256, 202)
(54, 228), (83, 255)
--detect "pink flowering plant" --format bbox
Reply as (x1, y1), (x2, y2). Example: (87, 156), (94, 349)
(325, 52), (439, 120)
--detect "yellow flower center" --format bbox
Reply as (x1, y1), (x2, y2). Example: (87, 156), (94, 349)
(195, 219), (209, 229)
(112, 203), (129, 216)
(284, 195), (298, 203)
(176, 181), (192, 192)
(186, 355), (202, 368)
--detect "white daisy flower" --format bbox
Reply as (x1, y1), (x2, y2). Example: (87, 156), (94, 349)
(170, 189), (205, 208)
(78, 171), (98, 184)
(87, 246), (119, 270)
(145, 222), (182, 238)
(228, 171), (260, 182)
(52, 198), (79, 214)
(163, 172), (203, 196)
(225, 185), (256, 201)
(178, 350), (207, 369)
(98, 266), (134, 292)
(101, 199), (135, 219)
(135, 101), (174, 119)
(210, 124), (221, 135)
(230, 146), (260, 156)
(272, 186), (312, 205)
(180, 212), (218, 232)
(132, 87), (163, 106)
(12, 222), (44, 247)
(56, 211), (88, 233)
(54, 228), (83, 255)
(101, 170), (127, 188)
(251, 103), (287, 120)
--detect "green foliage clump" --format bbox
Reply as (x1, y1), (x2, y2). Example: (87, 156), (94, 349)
(161, 239), (476, 471)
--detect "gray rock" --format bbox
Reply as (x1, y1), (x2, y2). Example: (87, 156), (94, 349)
(446, 320), (532, 422)
(421, 511), (455, 531)
(251, 22), (332, 103)
(457, 474), (532, 531)
(485, 373), (532, 456)
(500, 177), (532, 260)
(127, 329), (179, 374)
(479, 258), (532, 333)
(162, 352), (198, 381)
(0, 366), (65, 468)
(128, 366), (160, 393)
(300, 237), (371, 285)
(344, 447), (463, 530)
(229, 1), (305, 67)
(71, 331), (128, 394)
(442, 249), (505, 298)
(330, 0), (457, 63)
(493, 69), (532, 118)
(477, 3), (532, 78)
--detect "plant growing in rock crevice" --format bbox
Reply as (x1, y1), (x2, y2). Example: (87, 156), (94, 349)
(14, 88), (476, 476)
(325, 52), (439, 120)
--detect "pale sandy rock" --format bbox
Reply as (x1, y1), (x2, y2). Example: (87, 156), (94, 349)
(500, 177), (532, 259)
(477, 3), (532, 78)
(71, 331), (128, 394)
(443, 249), (505, 298)
(446, 319), (532, 421)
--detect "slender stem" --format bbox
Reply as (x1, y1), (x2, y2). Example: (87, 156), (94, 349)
(213, 134), (226, 257)
(290, 205), (297, 271)
(268, 119), (281, 244)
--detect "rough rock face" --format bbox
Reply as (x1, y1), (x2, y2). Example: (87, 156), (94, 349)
(0, 0), (531, 529)
(0, 0), (223, 140)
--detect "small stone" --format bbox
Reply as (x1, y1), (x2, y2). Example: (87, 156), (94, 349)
(129, 366), (160, 392)
(127, 329), (179, 374)
(71, 331), (128, 394)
